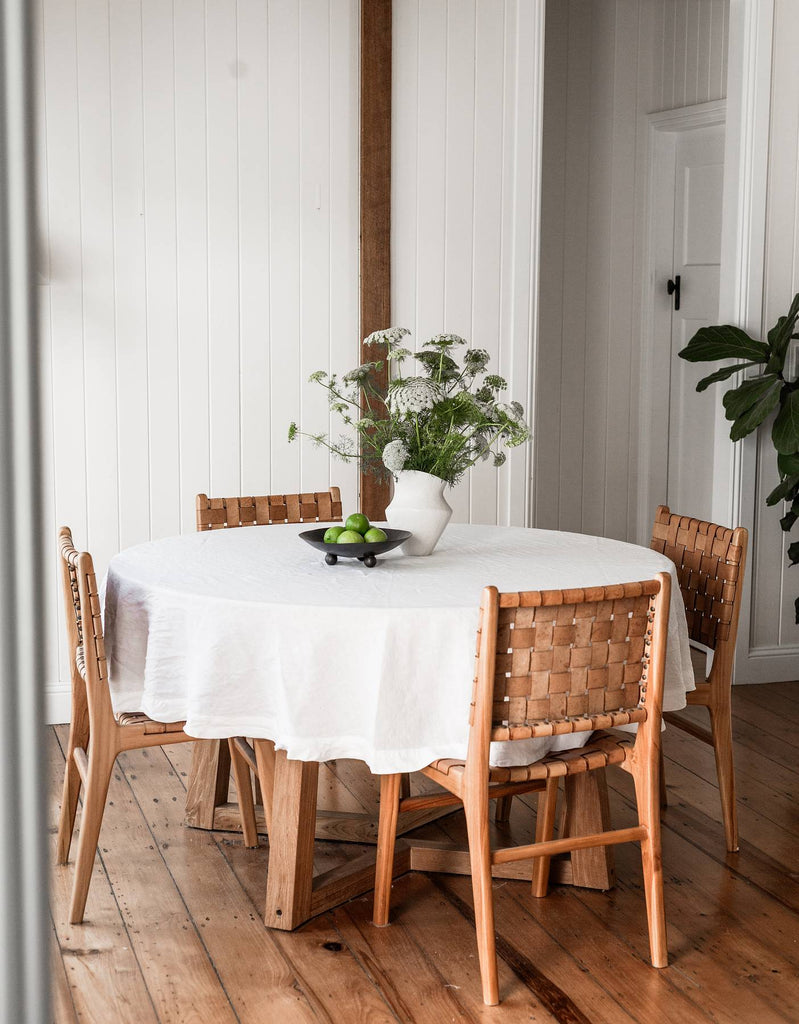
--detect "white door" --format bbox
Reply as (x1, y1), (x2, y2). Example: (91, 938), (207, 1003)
(665, 124), (726, 521)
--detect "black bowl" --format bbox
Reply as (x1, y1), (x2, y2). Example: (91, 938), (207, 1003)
(299, 527), (412, 567)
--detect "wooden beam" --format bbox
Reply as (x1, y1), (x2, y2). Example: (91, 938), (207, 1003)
(359, 0), (392, 520)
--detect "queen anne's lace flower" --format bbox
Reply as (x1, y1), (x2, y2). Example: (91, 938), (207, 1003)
(364, 326), (411, 347)
(388, 377), (441, 417)
(382, 438), (409, 474)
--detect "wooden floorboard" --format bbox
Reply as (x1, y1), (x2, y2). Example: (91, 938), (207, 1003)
(50, 682), (799, 1023)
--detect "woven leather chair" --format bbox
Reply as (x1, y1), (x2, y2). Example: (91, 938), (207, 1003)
(650, 505), (748, 852)
(373, 575), (671, 1005)
(194, 487), (343, 846)
(55, 527), (195, 924)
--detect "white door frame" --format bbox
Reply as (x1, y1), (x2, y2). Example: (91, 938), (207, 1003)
(638, 98), (727, 548)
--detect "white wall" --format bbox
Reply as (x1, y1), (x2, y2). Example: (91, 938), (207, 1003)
(38, 0), (546, 721)
(536, 0), (728, 540)
(392, 0), (544, 529)
(38, 0), (361, 721)
(743, 0), (799, 670)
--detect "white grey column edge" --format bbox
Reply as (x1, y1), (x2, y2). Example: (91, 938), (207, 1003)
(0, 0), (49, 1019)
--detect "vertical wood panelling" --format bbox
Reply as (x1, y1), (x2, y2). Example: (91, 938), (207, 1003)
(174, 0), (211, 532)
(142, 0), (181, 540)
(39, 0), (361, 718)
(206, 1), (241, 500)
(392, 0), (542, 528)
(537, 0), (729, 542)
(109, 0), (150, 551)
(328, 3), (360, 511)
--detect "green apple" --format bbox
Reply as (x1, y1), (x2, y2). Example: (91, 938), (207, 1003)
(345, 512), (370, 535)
(363, 527), (387, 543)
(323, 526), (345, 543)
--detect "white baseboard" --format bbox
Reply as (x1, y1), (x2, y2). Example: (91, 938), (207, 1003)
(45, 682), (70, 725)
(735, 645), (799, 685)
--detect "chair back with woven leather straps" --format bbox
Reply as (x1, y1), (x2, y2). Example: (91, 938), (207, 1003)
(58, 526), (115, 731)
(649, 505), (747, 654)
(195, 487), (342, 531)
(471, 579), (667, 747)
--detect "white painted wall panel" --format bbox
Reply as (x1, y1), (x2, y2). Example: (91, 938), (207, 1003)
(39, 0), (361, 721)
(40, 0), (543, 720)
(392, 0), (543, 528)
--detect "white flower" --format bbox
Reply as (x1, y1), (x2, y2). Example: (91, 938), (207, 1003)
(382, 439), (409, 474)
(387, 377), (442, 417)
(497, 401), (523, 420)
(364, 326), (411, 347)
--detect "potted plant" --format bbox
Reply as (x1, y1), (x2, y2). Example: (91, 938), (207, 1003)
(289, 328), (530, 554)
(678, 293), (799, 621)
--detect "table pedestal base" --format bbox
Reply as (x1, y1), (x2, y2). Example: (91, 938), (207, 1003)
(185, 742), (615, 930)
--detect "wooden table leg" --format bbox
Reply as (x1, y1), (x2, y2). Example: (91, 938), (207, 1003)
(263, 751), (319, 930)
(550, 770), (615, 890)
(185, 739), (230, 829)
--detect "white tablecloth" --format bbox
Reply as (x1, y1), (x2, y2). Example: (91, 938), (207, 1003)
(103, 523), (694, 774)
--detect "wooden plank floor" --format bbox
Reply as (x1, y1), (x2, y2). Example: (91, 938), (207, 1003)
(50, 682), (799, 1023)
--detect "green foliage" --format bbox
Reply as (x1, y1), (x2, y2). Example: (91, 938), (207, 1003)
(679, 293), (799, 623)
(288, 328), (530, 488)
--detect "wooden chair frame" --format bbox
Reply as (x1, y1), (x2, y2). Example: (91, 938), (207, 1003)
(651, 505), (748, 852)
(189, 487), (343, 840)
(373, 575), (671, 1005)
(56, 527), (195, 924)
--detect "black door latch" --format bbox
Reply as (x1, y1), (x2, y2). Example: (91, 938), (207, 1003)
(667, 275), (681, 311)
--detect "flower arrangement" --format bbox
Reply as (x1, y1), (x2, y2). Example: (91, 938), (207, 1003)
(288, 328), (530, 486)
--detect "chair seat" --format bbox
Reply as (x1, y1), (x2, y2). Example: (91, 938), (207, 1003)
(428, 730), (634, 786)
(114, 711), (187, 735)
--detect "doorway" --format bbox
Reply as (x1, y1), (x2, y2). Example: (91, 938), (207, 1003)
(639, 100), (727, 540)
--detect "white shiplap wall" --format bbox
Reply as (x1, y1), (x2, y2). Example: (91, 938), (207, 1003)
(38, 0), (545, 720)
(38, 0), (361, 719)
(392, 0), (544, 528)
(536, 0), (729, 541)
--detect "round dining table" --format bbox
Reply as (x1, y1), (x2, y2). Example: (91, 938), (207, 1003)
(103, 521), (695, 929)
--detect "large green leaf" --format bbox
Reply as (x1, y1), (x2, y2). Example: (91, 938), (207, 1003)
(725, 372), (778, 419)
(767, 291), (799, 365)
(679, 325), (770, 363)
(788, 541), (799, 566)
(772, 389), (799, 455)
(766, 475), (799, 506)
(778, 451), (799, 477)
(695, 361), (760, 392)
(730, 382), (782, 440)
(781, 497), (799, 532)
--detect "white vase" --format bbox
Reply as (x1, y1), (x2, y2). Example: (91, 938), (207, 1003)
(385, 470), (452, 556)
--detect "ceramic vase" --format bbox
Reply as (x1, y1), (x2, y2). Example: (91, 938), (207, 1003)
(385, 470), (452, 556)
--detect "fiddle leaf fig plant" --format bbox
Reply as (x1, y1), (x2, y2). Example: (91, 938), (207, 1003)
(679, 292), (799, 623)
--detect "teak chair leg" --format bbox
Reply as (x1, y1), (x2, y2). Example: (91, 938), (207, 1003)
(56, 711), (89, 865)
(69, 744), (116, 924)
(709, 703), (738, 853)
(532, 778), (559, 898)
(494, 794), (513, 824)
(463, 786), (499, 1006)
(659, 746), (667, 809)
(632, 754), (668, 969)
(373, 774), (402, 927)
(229, 739), (259, 848)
